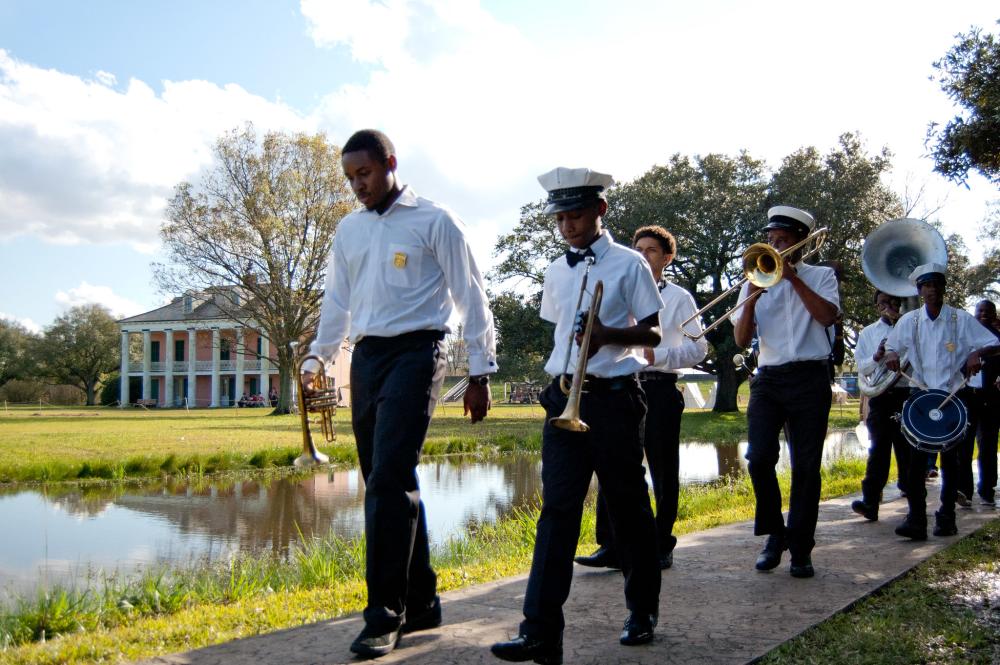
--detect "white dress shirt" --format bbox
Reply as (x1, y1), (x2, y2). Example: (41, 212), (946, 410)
(308, 186), (498, 375)
(856, 318), (909, 389)
(542, 232), (664, 378)
(646, 280), (708, 372)
(731, 262), (840, 367)
(885, 304), (997, 392)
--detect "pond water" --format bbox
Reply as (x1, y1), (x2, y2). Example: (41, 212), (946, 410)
(0, 426), (869, 598)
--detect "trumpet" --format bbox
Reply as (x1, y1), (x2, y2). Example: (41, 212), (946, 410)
(556, 256), (597, 395)
(295, 354), (334, 467)
(550, 280), (604, 432)
(681, 228), (828, 340)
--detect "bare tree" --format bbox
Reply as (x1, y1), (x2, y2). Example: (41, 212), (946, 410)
(154, 124), (354, 413)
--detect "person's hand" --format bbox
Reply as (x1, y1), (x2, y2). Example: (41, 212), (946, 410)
(884, 351), (900, 372)
(300, 370), (316, 396)
(643, 347), (655, 365)
(965, 350), (983, 377)
(464, 381), (491, 423)
(873, 339), (886, 363)
(575, 313), (607, 358)
(780, 255), (799, 283)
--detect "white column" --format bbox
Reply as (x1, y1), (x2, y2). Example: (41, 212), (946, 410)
(119, 330), (129, 407)
(259, 334), (270, 397)
(187, 328), (197, 407)
(211, 327), (221, 407)
(142, 329), (151, 400)
(235, 327), (245, 404)
(164, 328), (174, 407)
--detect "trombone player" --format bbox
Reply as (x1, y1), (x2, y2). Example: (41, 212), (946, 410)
(732, 206), (840, 579)
(851, 290), (911, 521)
(491, 167), (663, 663)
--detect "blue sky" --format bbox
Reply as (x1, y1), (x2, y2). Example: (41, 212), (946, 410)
(1, 0), (997, 332)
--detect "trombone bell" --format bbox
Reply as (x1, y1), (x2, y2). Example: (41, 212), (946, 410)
(742, 243), (784, 289)
(295, 354), (334, 467)
(550, 281), (603, 432)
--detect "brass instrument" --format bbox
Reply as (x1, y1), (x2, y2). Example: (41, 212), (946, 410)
(550, 280), (604, 432)
(681, 228), (828, 340)
(556, 256), (596, 395)
(858, 218), (946, 397)
(295, 354), (334, 467)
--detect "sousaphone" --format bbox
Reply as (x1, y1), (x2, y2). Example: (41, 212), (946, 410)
(858, 218), (947, 397)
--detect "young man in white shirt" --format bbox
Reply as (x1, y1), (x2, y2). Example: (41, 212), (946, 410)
(851, 290), (911, 521)
(732, 206), (839, 579)
(575, 225), (707, 571)
(491, 167), (663, 664)
(884, 264), (1000, 539)
(973, 300), (1000, 506)
(303, 129), (497, 658)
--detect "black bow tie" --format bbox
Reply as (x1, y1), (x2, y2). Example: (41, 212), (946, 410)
(565, 247), (596, 267)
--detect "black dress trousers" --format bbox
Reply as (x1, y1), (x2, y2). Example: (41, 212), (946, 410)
(861, 387), (911, 504)
(520, 377), (660, 640)
(745, 360), (831, 558)
(595, 374), (684, 556)
(349, 330), (447, 631)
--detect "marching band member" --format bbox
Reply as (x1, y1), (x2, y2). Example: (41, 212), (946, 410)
(851, 290), (911, 521)
(973, 300), (1000, 507)
(884, 264), (998, 539)
(491, 167), (663, 663)
(303, 129), (498, 658)
(575, 225), (707, 571)
(732, 206), (839, 579)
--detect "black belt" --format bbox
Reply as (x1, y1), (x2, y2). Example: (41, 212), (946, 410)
(640, 372), (678, 384)
(557, 374), (638, 392)
(758, 359), (827, 375)
(357, 330), (445, 348)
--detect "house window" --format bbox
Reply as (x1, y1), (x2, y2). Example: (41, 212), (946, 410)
(220, 338), (231, 361)
(151, 341), (160, 363)
(175, 339), (185, 362)
(256, 336), (262, 355)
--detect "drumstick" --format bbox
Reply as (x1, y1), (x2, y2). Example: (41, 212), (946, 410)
(897, 369), (928, 391)
(937, 375), (970, 410)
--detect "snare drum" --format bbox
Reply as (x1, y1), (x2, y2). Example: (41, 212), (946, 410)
(899, 388), (969, 454)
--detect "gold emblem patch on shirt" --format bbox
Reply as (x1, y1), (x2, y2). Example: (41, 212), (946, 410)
(944, 341), (956, 353)
(393, 252), (407, 268)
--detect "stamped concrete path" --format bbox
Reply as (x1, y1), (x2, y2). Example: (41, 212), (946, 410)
(144, 490), (998, 665)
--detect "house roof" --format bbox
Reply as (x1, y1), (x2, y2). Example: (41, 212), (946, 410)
(117, 287), (246, 325)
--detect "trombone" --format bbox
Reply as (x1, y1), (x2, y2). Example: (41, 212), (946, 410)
(550, 280), (604, 432)
(680, 228), (828, 340)
(294, 354), (334, 467)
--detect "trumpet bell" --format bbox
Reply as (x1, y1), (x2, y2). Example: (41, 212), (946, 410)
(861, 218), (948, 297)
(549, 414), (590, 432)
(742, 243), (784, 288)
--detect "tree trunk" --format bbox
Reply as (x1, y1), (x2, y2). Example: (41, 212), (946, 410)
(707, 325), (745, 413)
(85, 382), (96, 406)
(270, 346), (294, 415)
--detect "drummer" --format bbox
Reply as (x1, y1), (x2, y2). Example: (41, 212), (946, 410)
(884, 262), (1000, 539)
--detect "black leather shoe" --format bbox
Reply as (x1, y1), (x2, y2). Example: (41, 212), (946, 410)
(956, 491), (972, 508)
(401, 595), (441, 634)
(894, 515), (928, 541)
(851, 499), (878, 521)
(933, 511), (958, 537)
(659, 551), (673, 570)
(490, 634), (562, 664)
(755, 534), (786, 571)
(573, 546), (620, 569)
(619, 612), (657, 646)
(349, 623), (401, 659)
(789, 555), (815, 578)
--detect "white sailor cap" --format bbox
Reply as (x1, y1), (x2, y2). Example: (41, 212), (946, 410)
(537, 167), (614, 214)
(909, 262), (947, 286)
(764, 206), (815, 235)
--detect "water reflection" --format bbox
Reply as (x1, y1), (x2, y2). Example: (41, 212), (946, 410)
(0, 426), (868, 597)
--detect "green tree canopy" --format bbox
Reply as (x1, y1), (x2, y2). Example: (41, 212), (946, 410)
(35, 304), (119, 405)
(927, 22), (1000, 186)
(489, 290), (553, 383)
(0, 319), (37, 387)
(154, 124), (354, 413)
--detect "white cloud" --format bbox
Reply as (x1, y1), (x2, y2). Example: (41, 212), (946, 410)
(54, 282), (145, 318)
(0, 312), (42, 334)
(0, 50), (309, 249)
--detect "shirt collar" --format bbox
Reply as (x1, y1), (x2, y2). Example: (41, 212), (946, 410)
(371, 185), (419, 218)
(589, 230), (613, 260)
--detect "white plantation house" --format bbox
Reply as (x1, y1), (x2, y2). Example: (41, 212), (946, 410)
(116, 289), (350, 407)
